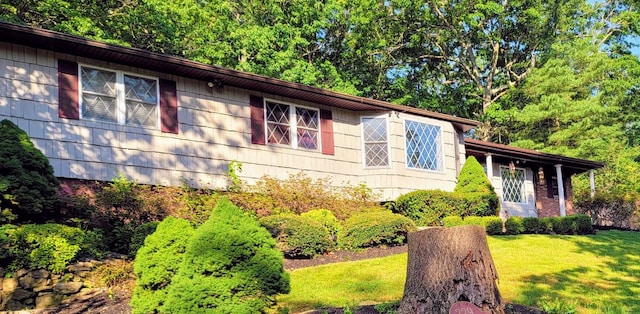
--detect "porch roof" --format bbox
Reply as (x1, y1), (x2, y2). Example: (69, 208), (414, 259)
(0, 22), (478, 132)
(464, 139), (605, 173)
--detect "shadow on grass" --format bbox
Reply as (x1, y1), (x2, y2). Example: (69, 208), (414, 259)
(517, 230), (640, 313)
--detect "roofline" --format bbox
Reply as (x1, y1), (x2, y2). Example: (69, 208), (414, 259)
(464, 139), (605, 172)
(0, 21), (478, 131)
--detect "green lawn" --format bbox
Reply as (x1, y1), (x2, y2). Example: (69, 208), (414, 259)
(275, 230), (640, 313)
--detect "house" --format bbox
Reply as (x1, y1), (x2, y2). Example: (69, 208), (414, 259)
(0, 22), (602, 217)
(465, 139), (604, 218)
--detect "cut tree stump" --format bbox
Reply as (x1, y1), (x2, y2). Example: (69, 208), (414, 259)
(397, 225), (505, 314)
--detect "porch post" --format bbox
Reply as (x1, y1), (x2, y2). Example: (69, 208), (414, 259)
(590, 170), (596, 198)
(485, 153), (493, 179)
(555, 164), (566, 217)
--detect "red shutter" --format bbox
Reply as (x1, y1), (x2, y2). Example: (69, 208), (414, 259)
(159, 79), (179, 134)
(250, 95), (266, 145)
(58, 60), (79, 119)
(320, 109), (334, 155)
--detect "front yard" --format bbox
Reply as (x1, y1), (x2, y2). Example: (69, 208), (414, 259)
(277, 230), (640, 314)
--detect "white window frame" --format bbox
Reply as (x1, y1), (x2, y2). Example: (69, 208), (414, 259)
(78, 64), (160, 128)
(361, 115), (391, 168)
(500, 166), (527, 204)
(403, 118), (445, 173)
(263, 99), (321, 151)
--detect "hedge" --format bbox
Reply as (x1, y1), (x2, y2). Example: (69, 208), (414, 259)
(338, 211), (417, 250)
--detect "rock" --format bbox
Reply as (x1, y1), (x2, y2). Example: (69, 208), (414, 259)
(33, 284), (53, 293)
(31, 269), (50, 279)
(53, 282), (83, 295)
(75, 271), (92, 278)
(3, 299), (25, 311)
(18, 272), (50, 290)
(11, 288), (36, 300)
(15, 269), (29, 278)
(35, 292), (62, 309)
(23, 297), (34, 306)
(67, 263), (92, 273)
(2, 278), (18, 293)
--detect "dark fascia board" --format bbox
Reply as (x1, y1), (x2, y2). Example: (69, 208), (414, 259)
(465, 139), (605, 172)
(0, 21), (478, 132)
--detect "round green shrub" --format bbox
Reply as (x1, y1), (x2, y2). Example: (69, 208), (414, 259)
(442, 216), (463, 227)
(522, 217), (542, 234)
(538, 217), (555, 234)
(163, 198), (289, 313)
(484, 217), (504, 235)
(131, 217), (194, 314)
(393, 190), (463, 225)
(128, 221), (160, 258)
(260, 213), (334, 258)
(1, 223), (103, 273)
(505, 217), (525, 235)
(552, 217), (573, 234)
(301, 209), (342, 240)
(339, 211), (417, 250)
(573, 214), (594, 234)
(0, 119), (59, 223)
(455, 156), (500, 216)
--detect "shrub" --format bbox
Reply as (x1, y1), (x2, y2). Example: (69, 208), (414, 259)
(465, 192), (500, 217)
(339, 211), (417, 250)
(163, 198), (290, 313)
(0, 119), (59, 223)
(1, 223), (103, 273)
(128, 221), (159, 258)
(260, 214), (334, 258)
(575, 194), (635, 229)
(484, 217), (504, 235)
(463, 216), (486, 227)
(522, 217), (542, 234)
(505, 217), (525, 235)
(455, 156), (500, 216)
(442, 216), (464, 227)
(538, 217), (555, 234)
(301, 209), (342, 241)
(552, 217), (573, 234)
(131, 217), (195, 314)
(392, 190), (462, 226)
(573, 214), (594, 234)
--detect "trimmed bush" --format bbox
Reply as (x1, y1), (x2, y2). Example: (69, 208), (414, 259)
(442, 216), (464, 227)
(505, 217), (525, 235)
(573, 214), (594, 234)
(301, 209), (342, 241)
(463, 216), (486, 227)
(0, 119), (59, 223)
(522, 217), (542, 234)
(455, 156), (500, 216)
(339, 211), (417, 250)
(392, 190), (462, 225)
(131, 217), (194, 314)
(1, 223), (103, 273)
(552, 217), (573, 234)
(163, 198), (289, 313)
(484, 217), (504, 235)
(260, 214), (334, 258)
(128, 221), (160, 258)
(539, 217), (555, 234)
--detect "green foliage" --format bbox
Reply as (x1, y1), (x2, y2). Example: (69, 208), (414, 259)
(300, 209), (342, 240)
(131, 217), (194, 314)
(1, 223), (103, 273)
(128, 221), (159, 258)
(226, 160), (243, 192)
(484, 217), (504, 235)
(0, 119), (59, 223)
(522, 217), (542, 234)
(442, 216), (464, 227)
(260, 214), (334, 258)
(505, 217), (525, 235)
(575, 194), (636, 229)
(455, 156), (494, 195)
(338, 211), (417, 250)
(163, 198), (289, 313)
(392, 190), (462, 225)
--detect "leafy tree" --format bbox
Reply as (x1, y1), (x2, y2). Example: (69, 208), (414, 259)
(0, 119), (59, 223)
(163, 198), (289, 313)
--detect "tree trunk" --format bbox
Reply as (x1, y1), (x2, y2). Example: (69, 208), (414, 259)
(398, 225), (504, 314)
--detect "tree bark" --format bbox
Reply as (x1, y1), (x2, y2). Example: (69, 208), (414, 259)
(398, 225), (504, 314)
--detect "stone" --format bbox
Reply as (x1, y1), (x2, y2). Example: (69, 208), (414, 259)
(2, 278), (18, 293)
(35, 292), (62, 309)
(4, 299), (25, 311)
(11, 288), (36, 300)
(15, 269), (29, 278)
(75, 271), (92, 278)
(31, 269), (50, 279)
(23, 297), (34, 306)
(67, 262), (93, 273)
(18, 272), (50, 290)
(33, 284), (53, 293)
(53, 282), (83, 295)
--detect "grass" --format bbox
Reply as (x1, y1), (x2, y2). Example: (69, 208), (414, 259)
(274, 230), (640, 313)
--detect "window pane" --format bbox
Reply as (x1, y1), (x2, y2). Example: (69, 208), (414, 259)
(124, 75), (158, 104)
(296, 107), (319, 149)
(405, 120), (442, 171)
(126, 101), (158, 127)
(81, 67), (116, 96)
(266, 102), (290, 145)
(82, 94), (117, 122)
(363, 117), (389, 167)
(501, 167), (525, 203)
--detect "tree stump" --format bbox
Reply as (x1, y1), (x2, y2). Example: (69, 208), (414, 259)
(398, 225), (504, 314)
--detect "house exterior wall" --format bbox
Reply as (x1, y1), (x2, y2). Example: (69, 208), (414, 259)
(534, 167), (576, 217)
(485, 163), (538, 218)
(0, 42), (464, 201)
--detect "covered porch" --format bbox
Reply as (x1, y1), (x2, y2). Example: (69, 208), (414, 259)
(464, 139), (604, 218)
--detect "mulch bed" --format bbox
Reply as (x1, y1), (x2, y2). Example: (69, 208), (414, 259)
(44, 245), (542, 314)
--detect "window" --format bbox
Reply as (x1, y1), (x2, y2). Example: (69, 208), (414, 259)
(265, 100), (319, 150)
(501, 167), (526, 203)
(80, 66), (159, 127)
(404, 120), (443, 171)
(362, 117), (389, 167)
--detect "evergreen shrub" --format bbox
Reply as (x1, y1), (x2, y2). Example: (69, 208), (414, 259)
(0, 119), (59, 222)
(505, 217), (525, 235)
(552, 216), (573, 234)
(339, 211), (417, 250)
(1, 223), (103, 273)
(539, 217), (555, 234)
(131, 217), (194, 314)
(454, 156), (500, 216)
(522, 217), (542, 234)
(300, 209), (342, 241)
(484, 217), (504, 235)
(573, 214), (594, 234)
(128, 221), (159, 258)
(163, 198), (289, 313)
(442, 216), (464, 227)
(392, 190), (462, 225)
(260, 213), (333, 258)
(462, 216), (486, 227)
